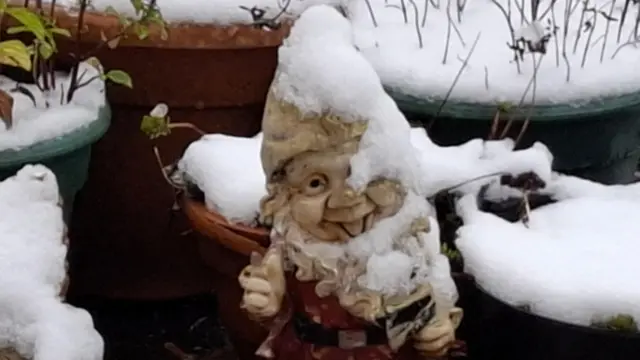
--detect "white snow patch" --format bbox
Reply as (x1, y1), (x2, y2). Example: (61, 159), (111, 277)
(456, 179), (640, 328)
(349, 0), (640, 103)
(177, 132), (266, 225)
(0, 61), (106, 152)
(0, 164), (103, 360)
(54, 0), (343, 25)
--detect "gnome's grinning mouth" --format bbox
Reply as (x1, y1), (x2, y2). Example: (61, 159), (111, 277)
(336, 212), (374, 238)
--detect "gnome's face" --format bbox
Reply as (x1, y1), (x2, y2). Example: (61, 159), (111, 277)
(275, 142), (405, 243)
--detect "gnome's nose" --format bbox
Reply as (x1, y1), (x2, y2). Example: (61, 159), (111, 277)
(326, 187), (365, 209)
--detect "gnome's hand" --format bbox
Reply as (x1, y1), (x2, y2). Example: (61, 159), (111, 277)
(238, 251), (286, 319)
(413, 307), (462, 358)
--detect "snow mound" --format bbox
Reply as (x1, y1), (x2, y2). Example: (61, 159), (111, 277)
(456, 177), (640, 328)
(178, 133), (266, 225)
(0, 164), (103, 360)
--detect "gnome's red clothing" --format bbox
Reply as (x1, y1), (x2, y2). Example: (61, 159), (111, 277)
(267, 275), (423, 360)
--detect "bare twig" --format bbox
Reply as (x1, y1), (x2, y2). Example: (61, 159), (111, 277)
(364, 0), (378, 27)
(490, 0), (522, 73)
(500, 54), (544, 139)
(400, 0), (408, 23)
(408, 0), (423, 48)
(484, 65), (490, 90)
(488, 110), (502, 139)
(428, 32), (482, 129)
(572, 0), (589, 54)
(421, 0), (430, 27)
(443, 0), (453, 63)
(616, 0), (631, 42)
(599, 0), (617, 62)
(168, 123), (206, 135)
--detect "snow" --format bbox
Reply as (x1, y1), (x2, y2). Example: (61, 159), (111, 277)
(54, 0), (342, 25)
(0, 61), (106, 152)
(456, 176), (640, 328)
(177, 132), (266, 226)
(0, 164), (103, 360)
(349, 0), (640, 104)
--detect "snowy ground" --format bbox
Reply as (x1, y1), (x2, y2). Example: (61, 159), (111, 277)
(0, 165), (103, 360)
(0, 61), (106, 152)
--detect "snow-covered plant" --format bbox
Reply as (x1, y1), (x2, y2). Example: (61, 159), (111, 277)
(0, 0), (167, 116)
(350, 0), (640, 140)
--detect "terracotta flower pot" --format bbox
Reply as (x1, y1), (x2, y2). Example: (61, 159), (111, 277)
(32, 6), (292, 299)
(181, 195), (270, 360)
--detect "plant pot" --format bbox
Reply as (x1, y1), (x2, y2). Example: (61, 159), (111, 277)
(43, 7), (289, 299)
(181, 195), (270, 360)
(466, 283), (640, 360)
(0, 105), (111, 223)
(389, 89), (640, 184)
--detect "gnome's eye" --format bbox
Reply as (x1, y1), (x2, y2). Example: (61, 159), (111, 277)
(304, 174), (328, 195)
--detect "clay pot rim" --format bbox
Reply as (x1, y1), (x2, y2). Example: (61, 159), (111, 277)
(181, 195), (271, 253)
(7, 2), (291, 49)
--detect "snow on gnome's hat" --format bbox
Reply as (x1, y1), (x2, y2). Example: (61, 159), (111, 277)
(260, 5), (423, 191)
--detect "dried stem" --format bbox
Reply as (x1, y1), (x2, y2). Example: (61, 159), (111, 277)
(168, 123), (206, 135)
(572, 0), (589, 54)
(408, 0), (423, 48)
(421, 0), (429, 27)
(500, 54), (544, 139)
(428, 32), (481, 129)
(488, 110), (502, 139)
(599, 0), (617, 62)
(400, 0), (408, 23)
(616, 0), (631, 42)
(562, 0), (572, 81)
(580, 9), (598, 68)
(364, 0), (378, 27)
(443, 0), (453, 63)
(490, 0), (521, 73)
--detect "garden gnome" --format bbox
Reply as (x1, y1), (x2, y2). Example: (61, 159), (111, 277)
(238, 5), (462, 359)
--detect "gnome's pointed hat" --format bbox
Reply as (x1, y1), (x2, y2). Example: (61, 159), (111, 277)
(260, 5), (422, 194)
(260, 5), (383, 181)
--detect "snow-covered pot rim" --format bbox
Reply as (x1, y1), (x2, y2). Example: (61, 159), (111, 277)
(474, 282), (640, 339)
(0, 105), (110, 168)
(181, 194), (270, 257)
(387, 88), (640, 121)
(5, 3), (291, 50)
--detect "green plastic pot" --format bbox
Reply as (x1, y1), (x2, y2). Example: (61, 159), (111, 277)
(389, 89), (640, 185)
(0, 105), (111, 222)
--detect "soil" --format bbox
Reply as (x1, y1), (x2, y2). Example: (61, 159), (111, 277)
(68, 293), (239, 360)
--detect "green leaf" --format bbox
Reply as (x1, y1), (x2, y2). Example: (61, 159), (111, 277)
(5, 7), (47, 43)
(134, 24), (149, 40)
(104, 69), (133, 88)
(38, 41), (53, 59)
(0, 40), (32, 71)
(49, 27), (71, 37)
(140, 114), (170, 139)
(6, 25), (28, 34)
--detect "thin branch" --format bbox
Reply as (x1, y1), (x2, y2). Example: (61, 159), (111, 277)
(490, 0), (522, 73)
(408, 0), (423, 48)
(599, 0), (617, 62)
(428, 32), (481, 129)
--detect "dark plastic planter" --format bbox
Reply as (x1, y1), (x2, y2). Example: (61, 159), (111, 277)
(465, 283), (640, 360)
(389, 89), (640, 184)
(0, 105), (111, 222)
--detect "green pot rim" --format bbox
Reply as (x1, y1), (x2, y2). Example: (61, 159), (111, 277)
(386, 87), (640, 121)
(0, 104), (111, 168)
